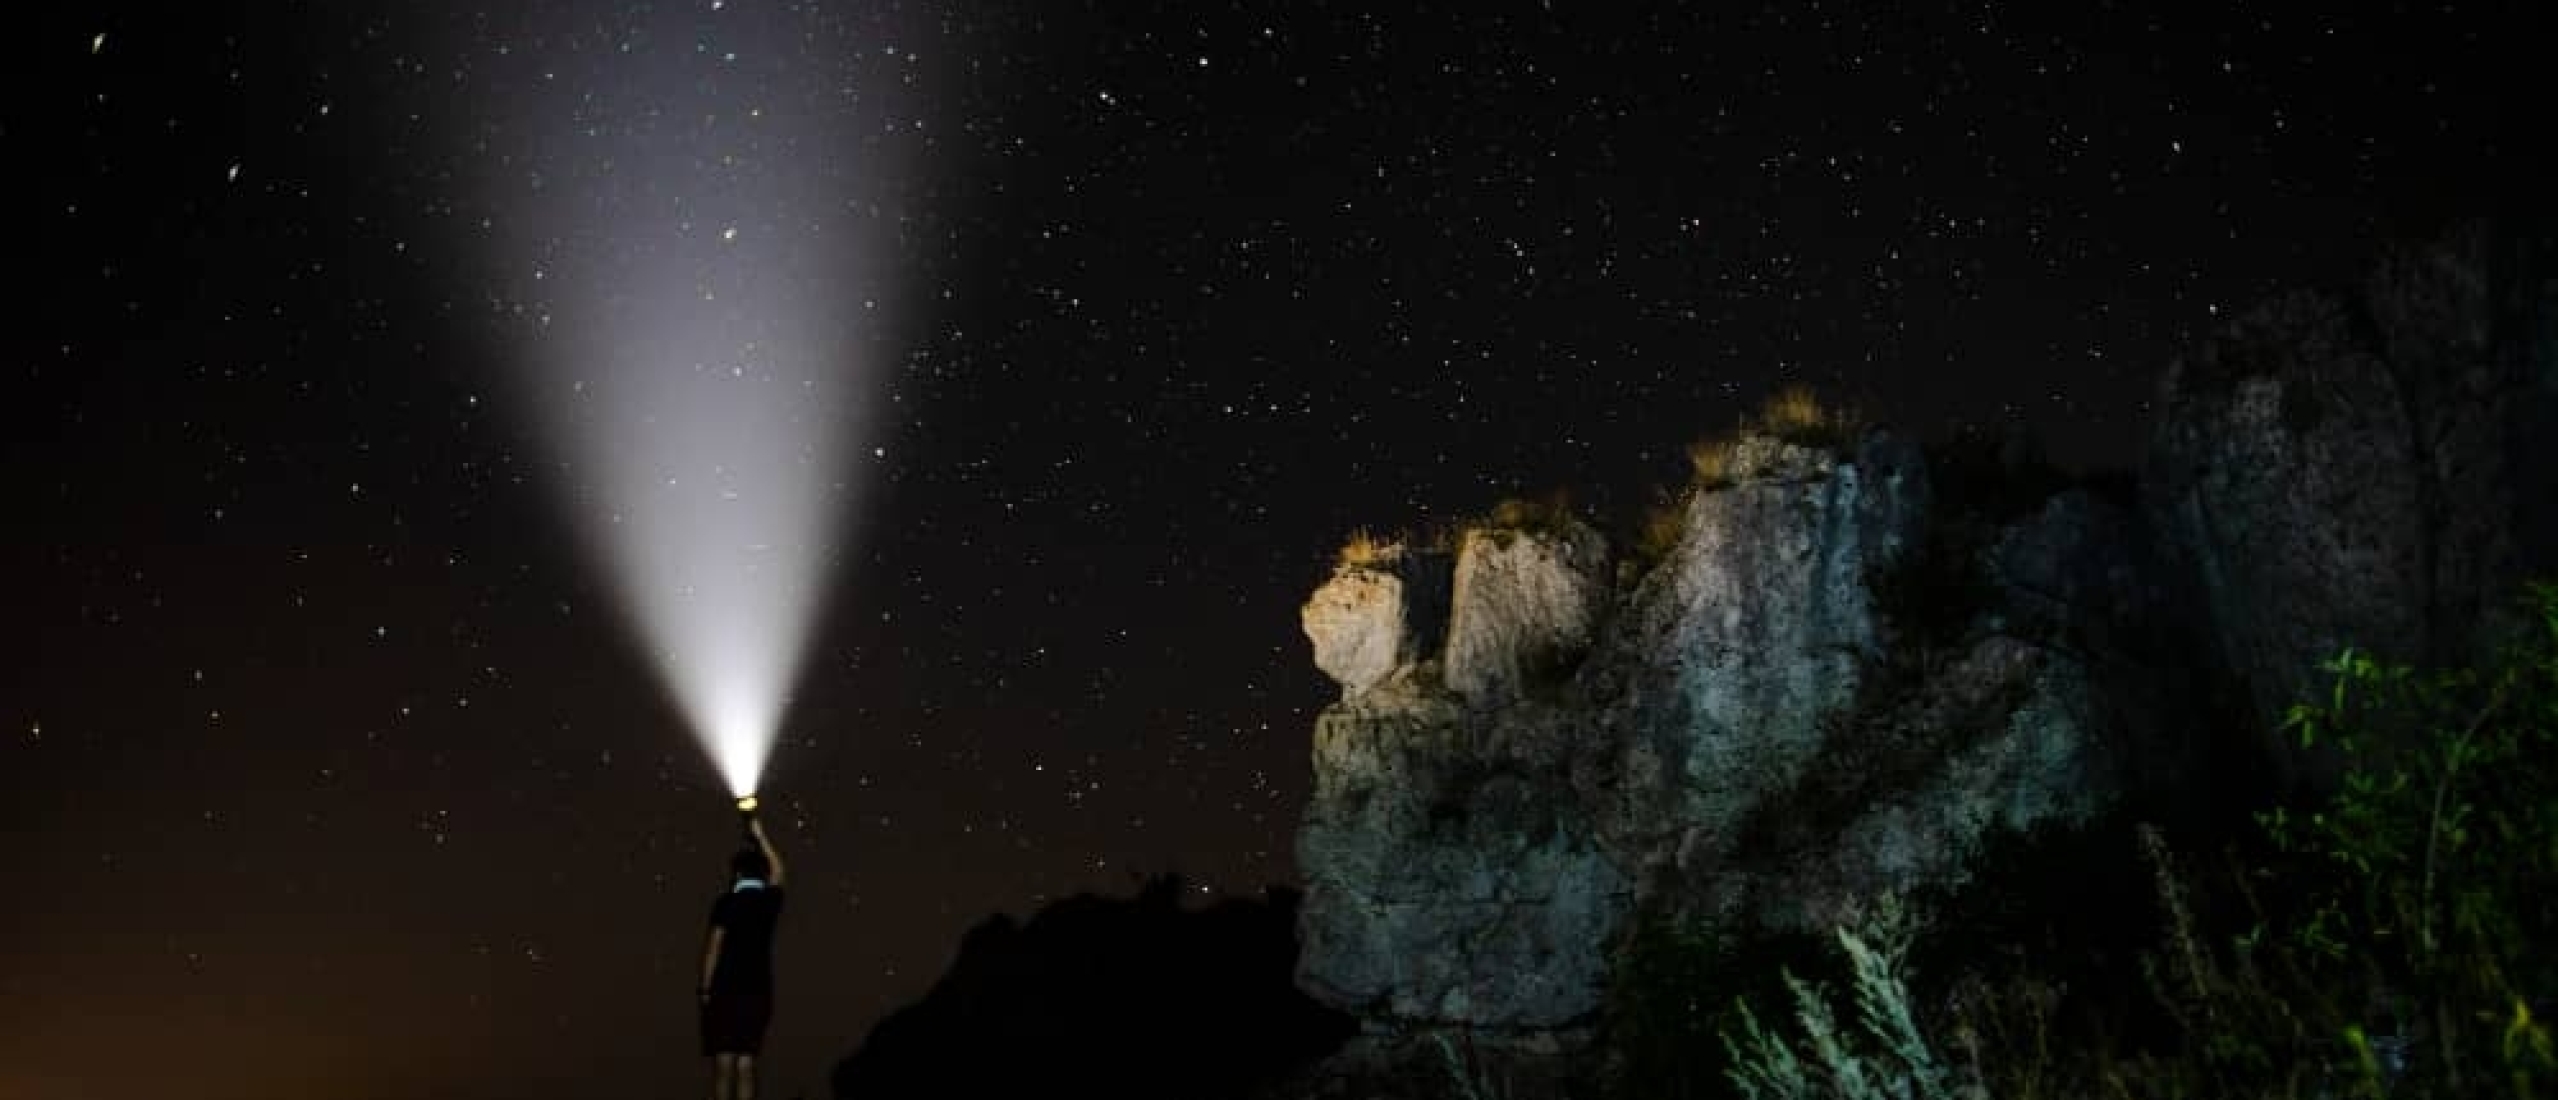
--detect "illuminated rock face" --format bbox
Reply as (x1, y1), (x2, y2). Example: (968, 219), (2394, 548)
(1586, 436), (1931, 886)
(1296, 692), (1625, 1032)
(1295, 433), (2133, 1053)
(1302, 550), (1451, 699)
(1289, 427), (2212, 1080)
(1296, 521), (1623, 1036)
(1442, 523), (1611, 704)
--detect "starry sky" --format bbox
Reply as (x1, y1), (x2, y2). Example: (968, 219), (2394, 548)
(5, 3), (2542, 1098)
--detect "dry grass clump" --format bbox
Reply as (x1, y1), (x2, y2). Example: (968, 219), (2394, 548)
(1336, 527), (1402, 568)
(1483, 490), (1577, 536)
(1754, 384), (1867, 448)
(1681, 386), (1867, 494)
(1688, 437), (1739, 489)
(1336, 522), (1465, 569)
(1760, 385), (1830, 437)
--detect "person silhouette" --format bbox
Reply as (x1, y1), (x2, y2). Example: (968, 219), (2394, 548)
(700, 813), (786, 1100)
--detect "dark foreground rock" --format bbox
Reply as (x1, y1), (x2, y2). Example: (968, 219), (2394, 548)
(829, 877), (1353, 1100)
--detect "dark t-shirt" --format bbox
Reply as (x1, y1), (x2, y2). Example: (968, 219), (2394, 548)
(707, 884), (786, 994)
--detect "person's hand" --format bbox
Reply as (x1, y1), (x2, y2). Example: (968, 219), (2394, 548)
(748, 815), (769, 840)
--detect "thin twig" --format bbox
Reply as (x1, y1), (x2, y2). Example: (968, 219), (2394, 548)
(2416, 676), (2512, 1096)
(2419, 679), (2512, 961)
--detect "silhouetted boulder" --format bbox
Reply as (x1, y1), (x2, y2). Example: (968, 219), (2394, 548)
(829, 877), (1353, 1100)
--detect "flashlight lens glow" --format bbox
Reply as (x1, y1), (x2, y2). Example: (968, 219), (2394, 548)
(737, 794), (759, 813)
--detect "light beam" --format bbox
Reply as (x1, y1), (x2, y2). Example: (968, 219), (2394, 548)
(456, 3), (930, 796)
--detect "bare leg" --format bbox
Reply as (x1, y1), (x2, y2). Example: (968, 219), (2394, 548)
(735, 1053), (757, 1100)
(711, 1052), (738, 1100)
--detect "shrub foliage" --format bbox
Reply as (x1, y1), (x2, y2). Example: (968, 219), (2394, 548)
(1598, 582), (2558, 1100)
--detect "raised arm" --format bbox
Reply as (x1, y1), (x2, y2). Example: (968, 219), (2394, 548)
(750, 815), (786, 888)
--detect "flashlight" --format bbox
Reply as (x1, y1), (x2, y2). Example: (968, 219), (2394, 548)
(736, 793), (760, 844)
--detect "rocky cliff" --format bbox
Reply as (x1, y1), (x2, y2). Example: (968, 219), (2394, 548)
(1287, 223), (2557, 1087)
(2146, 223), (2558, 787)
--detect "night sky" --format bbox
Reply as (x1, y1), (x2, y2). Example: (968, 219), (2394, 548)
(5, 3), (2541, 1098)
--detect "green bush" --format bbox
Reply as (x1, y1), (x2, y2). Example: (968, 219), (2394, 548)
(1602, 913), (1835, 1100)
(2093, 581), (2558, 1099)
(2257, 581), (2558, 1097)
(1720, 896), (1960, 1100)
(1592, 584), (2558, 1100)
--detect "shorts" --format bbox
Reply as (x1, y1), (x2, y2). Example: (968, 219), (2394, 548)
(700, 988), (774, 1056)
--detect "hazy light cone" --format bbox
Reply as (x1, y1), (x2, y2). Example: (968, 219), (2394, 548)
(560, 274), (852, 800)
(457, 2), (925, 796)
